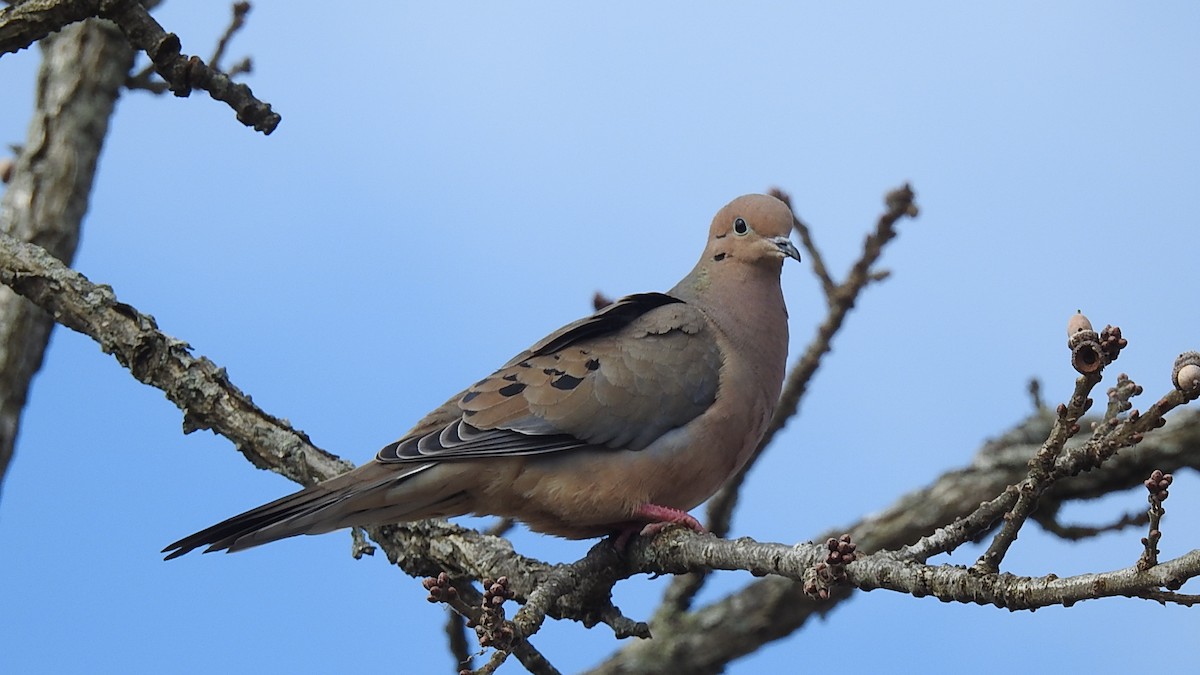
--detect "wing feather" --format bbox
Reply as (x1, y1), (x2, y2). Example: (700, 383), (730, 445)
(376, 293), (721, 463)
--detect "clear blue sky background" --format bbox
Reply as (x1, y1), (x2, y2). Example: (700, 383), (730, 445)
(2, 2), (1198, 673)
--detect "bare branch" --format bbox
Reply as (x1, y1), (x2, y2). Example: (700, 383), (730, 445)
(623, 527), (1200, 610)
(125, 5), (253, 95)
(1138, 470), (1173, 571)
(1132, 589), (1200, 606)
(225, 55), (250, 77)
(974, 369), (1104, 572)
(124, 59), (166, 93)
(592, 410), (1200, 673)
(0, 228), (351, 484)
(0, 0), (279, 133)
(209, 1), (249, 70)
(1027, 377), (1044, 411)
(0, 18), (132, 493)
(1033, 507), (1146, 541)
(851, 548), (1200, 609)
(0, 0), (99, 56)
(424, 574), (562, 675)
(445, 611), (474, 674)
(768, 187), (834, 297)
(972, 317), (1133, 572)
(99, 0), (278, 133)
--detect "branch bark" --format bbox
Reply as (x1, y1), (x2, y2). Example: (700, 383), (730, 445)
(0, 17), (132, 494)
(0, 0), (100, 56)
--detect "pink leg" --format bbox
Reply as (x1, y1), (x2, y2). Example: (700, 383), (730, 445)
(634, 504), (706, 535)
(612, 504), (706, 550)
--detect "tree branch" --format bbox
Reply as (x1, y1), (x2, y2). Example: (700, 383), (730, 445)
(99, 0), (278, 133)
(208, 1), (249, 71)
(0, 16), (132, 494)
(591, 408), (1200, 673)
(0, 0), (279, 133)
(0, 0), (99, 56)
(0, 230), (645, 638)
(973, 368), (1104, 572)
(0, 228), (351, 484)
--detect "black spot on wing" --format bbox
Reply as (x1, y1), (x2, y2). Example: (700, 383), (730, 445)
(532, 292), (683, 356)
(462, 391), (480, 403)
(585, 358), (600, 370)
(498, 382), (526, 397)
(551, 374), (583, 390)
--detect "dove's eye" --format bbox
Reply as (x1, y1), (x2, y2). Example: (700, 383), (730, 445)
(733, 218), (749, 235)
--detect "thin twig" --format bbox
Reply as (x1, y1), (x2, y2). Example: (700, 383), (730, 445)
(425, 575), (562, 675)
(1027, 378), (1044, 411)
(1034, 508), (1147, 541)
(1104, 372), (1141, 422)
(209, 2), (250, 70)
(974, 370), (1104, 572)
(905, 384), (1191, 569)
(225, 56), (251, 78)
(1138, 470), (1172, 571)
(125, 62), (168, 93)
(445, 611), (474, 674)
(1131, 589), (1200, 606)
(896, 488), (1018, 562)
(769, 188), (834, 297)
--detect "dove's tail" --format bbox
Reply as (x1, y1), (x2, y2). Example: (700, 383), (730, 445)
(162, 462), (463, 559)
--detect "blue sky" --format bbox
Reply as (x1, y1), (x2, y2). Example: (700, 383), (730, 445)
(2, 2), (1198, 673)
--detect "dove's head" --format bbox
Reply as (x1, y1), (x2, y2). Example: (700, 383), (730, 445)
(671, 193), (800, 301)
(704, 194), (801, 270)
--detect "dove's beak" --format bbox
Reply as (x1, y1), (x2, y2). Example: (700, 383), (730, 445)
(771, 236), (801, 262)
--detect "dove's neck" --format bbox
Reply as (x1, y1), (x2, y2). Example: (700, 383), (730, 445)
(670, 261), (790, 402)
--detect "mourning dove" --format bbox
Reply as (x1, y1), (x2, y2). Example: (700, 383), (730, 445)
(164, 194), (800, 559)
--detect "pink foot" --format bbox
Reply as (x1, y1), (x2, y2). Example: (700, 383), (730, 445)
(611, 504), (706, 550)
